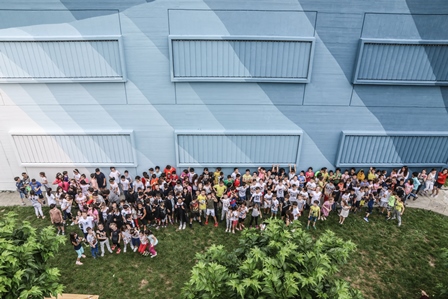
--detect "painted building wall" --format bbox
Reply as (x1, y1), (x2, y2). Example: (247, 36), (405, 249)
(0, 0), (447, 190)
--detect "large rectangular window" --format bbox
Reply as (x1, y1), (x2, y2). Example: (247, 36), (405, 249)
(0, 37), (126, 83)
(169, 36), (315, 83)
(11, 132), (136, 166)
(353, 39), (448, 85)
(336, 131), (448, 166)
(175, 131), (302, 166)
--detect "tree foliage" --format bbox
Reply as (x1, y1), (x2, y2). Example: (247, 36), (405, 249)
(0, 212), (65, 299)
(182, 219), (363, 299)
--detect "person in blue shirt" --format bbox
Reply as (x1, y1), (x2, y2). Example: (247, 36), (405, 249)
(14, 176), (27, 205)
(30, 179), (44, 199)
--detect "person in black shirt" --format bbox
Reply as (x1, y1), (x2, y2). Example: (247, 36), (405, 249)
(70, 232), (86, 265)
(110, 223), (121, 254)
(95, 168), (107, 191)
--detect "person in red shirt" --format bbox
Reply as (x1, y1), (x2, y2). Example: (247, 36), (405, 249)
(163, 165), (176, 176)
(433, 168), (448, 197)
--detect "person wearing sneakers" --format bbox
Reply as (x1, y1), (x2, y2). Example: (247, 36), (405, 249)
(70, 232), (86, 265)
(189, 197), (203, 228)
(363, 193), (375, 223)
(78, 211), (95, 239)
(386, 192), (397, 220)
(205, 193), (219, 227)
(86, 227), (99, 259)
(433, 168), (448, 198)
(49, 204), (64, 235)
(394, 197), (405, 227)
(110, 223), (122, 254)
(96, 223), (112, 257)
(175, 197), (187, 230)
(148, 230), (158, 258)
(307, 200), (320, 230)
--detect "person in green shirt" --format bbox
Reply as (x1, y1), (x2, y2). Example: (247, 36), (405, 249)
(393, 197), (405, 227)
(386, 192), (397, 220)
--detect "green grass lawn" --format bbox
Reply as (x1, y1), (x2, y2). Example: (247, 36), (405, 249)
(1, 206), (447, 299)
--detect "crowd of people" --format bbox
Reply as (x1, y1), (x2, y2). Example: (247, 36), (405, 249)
(13, 164), (448, 265)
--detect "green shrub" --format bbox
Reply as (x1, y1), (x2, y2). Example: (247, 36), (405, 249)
(0, 212), (65, 299)
(181, 218), (363, 299)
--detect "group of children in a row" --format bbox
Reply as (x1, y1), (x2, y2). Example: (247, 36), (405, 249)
(19, 164), (448, 262)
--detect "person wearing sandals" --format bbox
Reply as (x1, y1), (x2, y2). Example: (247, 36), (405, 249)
(70, 232), (86, 265)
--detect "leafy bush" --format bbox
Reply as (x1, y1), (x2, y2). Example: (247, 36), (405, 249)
(181, 218), (363, 299)
(0, 212), (65, 299)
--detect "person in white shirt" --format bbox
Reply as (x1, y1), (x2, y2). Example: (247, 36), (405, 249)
(120, 176), (130, 196)
(78, 211), (95, 239)
(288, 185), (300, 204)
(109, 167), (121, 182)
(109, 178), (120, 197)
(221, 195), (230, 222)
(231, 168), (240, 181)
(311, 187), (322, 205)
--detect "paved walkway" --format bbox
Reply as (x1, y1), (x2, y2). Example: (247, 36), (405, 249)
(1, 188), (447, 216)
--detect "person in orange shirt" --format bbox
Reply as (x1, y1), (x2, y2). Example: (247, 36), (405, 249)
(150, 174), (159, 190)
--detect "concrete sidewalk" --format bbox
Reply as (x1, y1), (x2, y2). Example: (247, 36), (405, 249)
(1, 189), (447, 215)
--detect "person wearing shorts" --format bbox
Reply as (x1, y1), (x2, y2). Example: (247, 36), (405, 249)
(432, 168), (448, 197)
(386, 192), (397, 220)
(49, 204), (65, 235)
(70, 232), (86, 265)
(205, 194), (218, 227)
(307, 200), (320, 230)
(189, 198), (202, 228)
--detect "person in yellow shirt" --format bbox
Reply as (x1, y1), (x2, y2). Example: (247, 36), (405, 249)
(213, 168), (222, 185)
(306, 200), (321, 230)
(357, 169), (366, 181)
(394, 197), (405, 227)
(197, 190), (207, 219)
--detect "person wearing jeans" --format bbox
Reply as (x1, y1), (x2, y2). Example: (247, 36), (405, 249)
(86, 227), (99, 259)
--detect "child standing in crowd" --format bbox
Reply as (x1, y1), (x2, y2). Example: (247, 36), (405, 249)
(320, 197), (333, 221)
(46, 188), (57, 206)
(49, 204), (64, 235)
(249, 204), (262, 228)
(225, 205), (233, 233)
(14, 176), (27, 205)
(78, 211), (95, 239)
(86, 227), (99, 259)
(29, 190), (45, 219)
(205, 193), (219, 227)
(110, 223), (122, 254)
(339, 200), (350, 225)
(96, 223), (112, 257)
(307, 200), (320, 230)
(121, 224), (133, 253)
